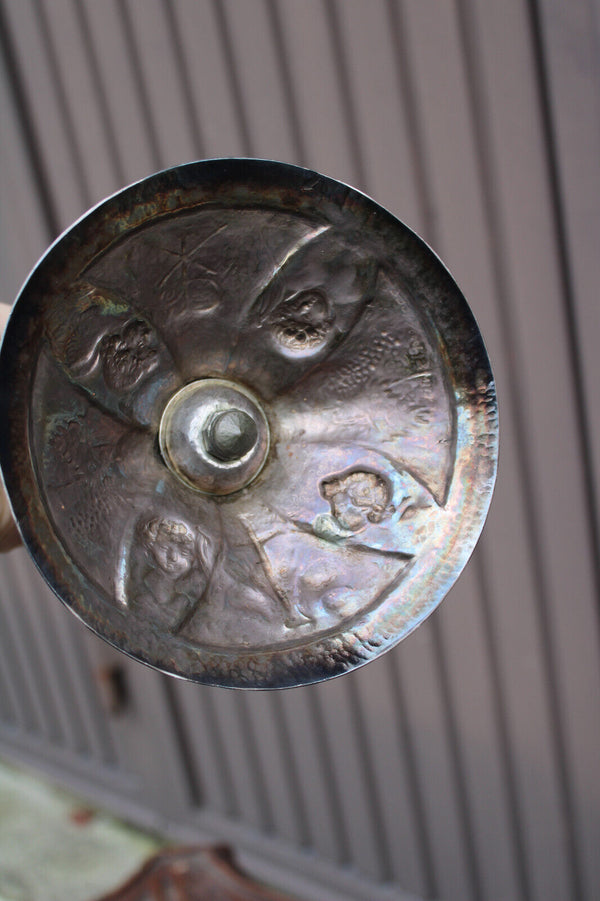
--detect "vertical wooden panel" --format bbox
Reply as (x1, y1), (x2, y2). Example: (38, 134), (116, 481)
(234, 691), (309, 847)
(434, 563), (523, 901)
(268, 686), (349, 864)
(391, 625), (476, 901)
(0, 558), (62, 744)
(77, 0), (158, 184)
(534, 0), (600, 510)
(12, 561), (88, 755)
(350, 656), (432, 895)
(2, 0), (86, 228)
(216, 0), (297, 162)
(0, 591), (39, 734)
(0, 550), (122, 769)
(267, 0), (358, 181)
(0, 10), (52, 301)
(535, 2), (600, 895)
(168, 0), (247, 158)
(198, 688), (270, 830)
(57, 614), (119, 767)
(170, 682), (237, 816)
(309, 675), (395, 882)
(120, 0), (199, 169)
(325, 0), (423, 233)
(462, 2), (600, 897)
(35, 0), (117, 206)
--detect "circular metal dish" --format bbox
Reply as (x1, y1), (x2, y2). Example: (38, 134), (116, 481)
(0, 160), (498, 688)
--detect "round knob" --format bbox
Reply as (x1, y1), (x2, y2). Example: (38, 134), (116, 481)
(159, 379), (269, 495)
(205, 410), (258, 463)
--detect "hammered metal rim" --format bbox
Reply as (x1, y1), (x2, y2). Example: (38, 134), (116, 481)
(0, 159), (498, 689)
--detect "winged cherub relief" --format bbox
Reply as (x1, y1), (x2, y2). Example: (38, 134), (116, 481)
(36, 207), (452, 648)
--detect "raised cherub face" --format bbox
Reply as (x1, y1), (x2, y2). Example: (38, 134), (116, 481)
(268, 289), (335, 356)
(98, 319), (159, 392)
(141, 517), (196, 578)
(320, 471), (394, 533)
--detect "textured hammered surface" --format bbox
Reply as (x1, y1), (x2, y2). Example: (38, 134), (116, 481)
(0, 160), (497, 687)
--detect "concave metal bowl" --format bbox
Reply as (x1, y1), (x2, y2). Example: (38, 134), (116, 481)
(0, 160), (498, 688)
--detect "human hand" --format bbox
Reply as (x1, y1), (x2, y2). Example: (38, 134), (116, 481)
(0, 303), (22, 552)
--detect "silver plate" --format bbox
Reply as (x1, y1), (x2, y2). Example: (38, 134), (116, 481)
(0, 160), (498, 688)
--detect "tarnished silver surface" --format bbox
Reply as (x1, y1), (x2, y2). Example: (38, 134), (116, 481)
(0, 160), (498, 688)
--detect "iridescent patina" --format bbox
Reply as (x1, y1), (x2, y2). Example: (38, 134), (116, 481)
(0, 160), (498, 688)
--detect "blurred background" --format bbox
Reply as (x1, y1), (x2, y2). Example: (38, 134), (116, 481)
(0, 1), (598, 900)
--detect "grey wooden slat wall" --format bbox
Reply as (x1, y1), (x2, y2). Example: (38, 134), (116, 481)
(0, 1), (598, 900)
